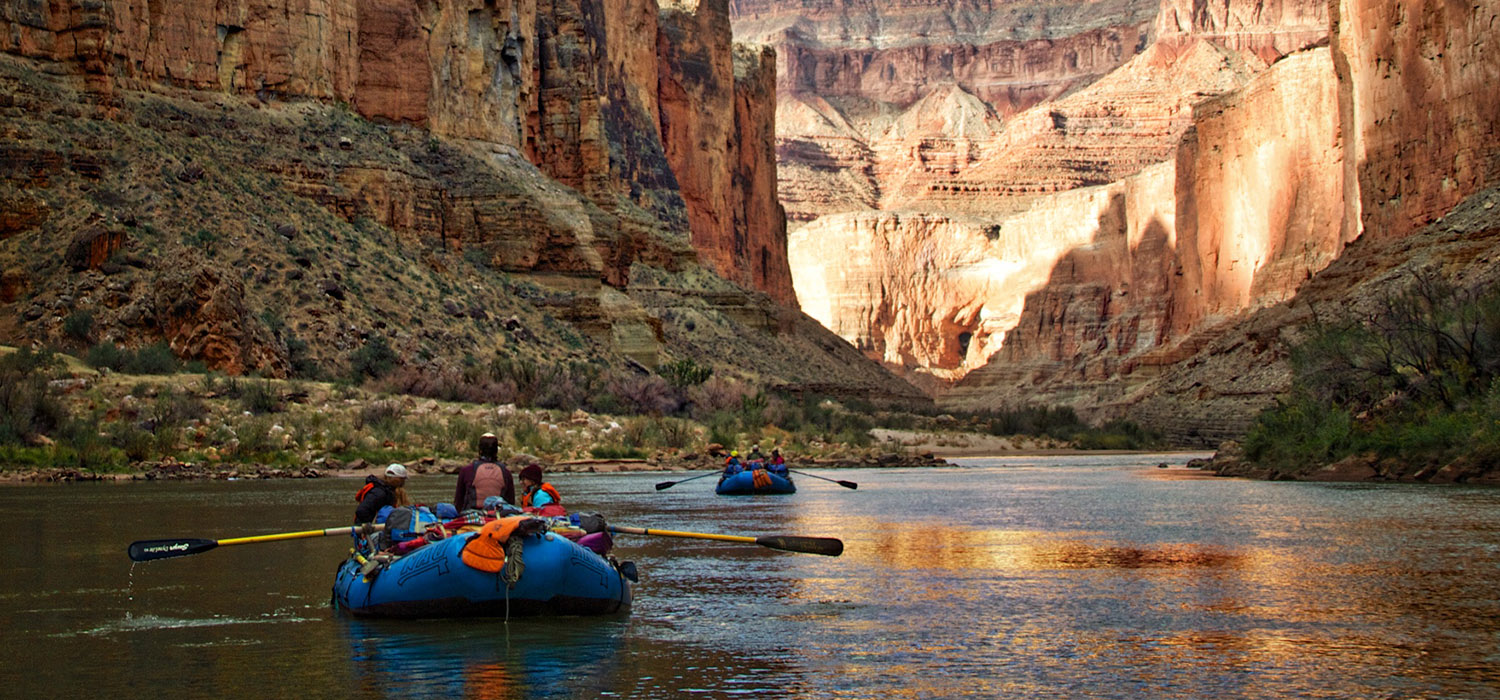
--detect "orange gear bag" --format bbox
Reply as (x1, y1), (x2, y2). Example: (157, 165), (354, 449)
(460, 516), (530, 573)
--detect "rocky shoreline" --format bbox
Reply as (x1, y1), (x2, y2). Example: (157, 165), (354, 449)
(2, 451), (952, 483)
(1195, 442), (1500, 485)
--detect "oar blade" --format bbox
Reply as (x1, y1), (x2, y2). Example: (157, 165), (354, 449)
(837, 480), (858, 490)
(654, 481), (676, 491)
(754, 535), (844, 557)
(128, 538), (219, 562)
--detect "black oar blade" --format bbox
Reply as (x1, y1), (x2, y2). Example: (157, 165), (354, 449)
(837, 480), (858, 490)
(654, 481), (676, 491)
(128, 538), (219, 562)
(754, 535), (844, 557)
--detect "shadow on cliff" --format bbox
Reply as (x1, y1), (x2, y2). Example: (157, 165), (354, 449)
(962, 191), (1177, 392)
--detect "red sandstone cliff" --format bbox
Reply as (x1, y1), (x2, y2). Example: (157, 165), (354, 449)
(4, 0), (911, 400)
(943, 0), (1500, 441)
(0, 0), (794, 306)
(777, 0), (1329, 385)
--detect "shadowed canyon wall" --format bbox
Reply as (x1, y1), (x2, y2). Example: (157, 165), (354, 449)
(2, 0), (940, 401)
(0, 0), (794, 305)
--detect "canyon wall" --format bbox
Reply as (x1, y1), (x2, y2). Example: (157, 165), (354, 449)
(942, 47), (1344, 417)
(781, 0), (1330, 384)
(1335, 0), (1500, 241)
(0, 0), (793, 305)
(945, 0), (1500, 440)
(659, 0), (795, 306)
(4, 0), (931, 400)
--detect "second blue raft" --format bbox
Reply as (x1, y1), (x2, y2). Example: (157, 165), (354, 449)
(715, 468), (796, 495)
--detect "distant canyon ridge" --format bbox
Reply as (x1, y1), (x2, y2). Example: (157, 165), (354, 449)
(734, 0), (1500, 441)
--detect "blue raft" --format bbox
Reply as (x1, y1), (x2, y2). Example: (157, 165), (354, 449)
(332, 527), (632, 619)
(715, 468), (796, 495)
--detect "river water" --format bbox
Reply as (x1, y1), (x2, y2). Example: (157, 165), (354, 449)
(4, 453), (1500, 699)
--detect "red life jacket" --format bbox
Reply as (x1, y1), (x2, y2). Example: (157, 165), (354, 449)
(470, 462), (510, 507)
(521, 483), (562, 509)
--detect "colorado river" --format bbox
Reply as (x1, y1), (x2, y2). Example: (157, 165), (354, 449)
(4, 453), (1499, 698)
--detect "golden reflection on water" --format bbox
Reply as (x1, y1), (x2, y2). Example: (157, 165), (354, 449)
(818, 518), (1249, 574)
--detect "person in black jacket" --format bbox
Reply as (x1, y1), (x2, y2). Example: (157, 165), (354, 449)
(354, 463), (410, 524)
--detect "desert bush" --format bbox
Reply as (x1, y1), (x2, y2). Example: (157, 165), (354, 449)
(108, 422), (158, 462)
(63, 311), (94, 342)
(589, 444), (646, 459)
(349, 336), (398, 380)
(355, 399), (405, 434)
(0, 348), (69, 446)
(686, 377), (753, 419)
(124, 343), (179, 374)
(1246, 270), (1500, 472)
(85, 342), (126, 371)
(146, 388), (207, 434)
(660, 357), (712, 388)
(239, 379), (281, 414)
(611, 374), (679, 416)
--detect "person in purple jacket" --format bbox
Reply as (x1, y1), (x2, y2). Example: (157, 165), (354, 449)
(453, 432), (514, 510)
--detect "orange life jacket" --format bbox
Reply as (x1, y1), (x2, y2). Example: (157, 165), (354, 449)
(355, 482), (375, 502)
(521, 483), (562, 510)
(459, 516), (529, 573)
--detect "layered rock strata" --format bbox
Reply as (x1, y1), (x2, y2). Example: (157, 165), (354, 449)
(0, 0), (934, 403)
(765, 0), (1332, 388)
(0, 0), (794, 307)
(942, 47), (1346, 422)
(946, 0), (1500, 441)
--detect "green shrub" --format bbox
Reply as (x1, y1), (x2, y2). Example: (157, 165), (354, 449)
(0, 349), (69, 446)
(85, 341), (126, 371)
(349, 336), (398, 380)
(589, 444), (646, 459)
(126, 343), (179, 374)
(1243, 393), (1354, 471)
(63, 311), (94, 342)
(661, 358), (712, 388)
(240, 380), (281, 414)
(355, 400), (404, 433)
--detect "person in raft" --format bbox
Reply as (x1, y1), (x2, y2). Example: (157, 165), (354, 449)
(767, 448), (788, 476)
(355, 463), (411, 524)
(519, 464), (563, 514)
(454, 432), (514, 511)
(723, 450), (743, 475)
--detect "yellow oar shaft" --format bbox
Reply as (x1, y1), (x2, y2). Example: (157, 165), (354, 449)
(607, 526), (756, 544)
(217, 525), (381, 547)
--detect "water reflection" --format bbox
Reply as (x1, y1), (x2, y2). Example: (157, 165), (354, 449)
(342, 619), (627, 700)
(4, 458), (1500, 698)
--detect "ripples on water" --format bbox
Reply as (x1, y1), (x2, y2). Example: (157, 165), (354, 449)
(3, 454), (1500, 698)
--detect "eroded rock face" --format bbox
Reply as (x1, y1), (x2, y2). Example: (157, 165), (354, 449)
(0, 0), (795, 307)
(783, 0), (1332, 382)
(659, 0), (795, 306)
(151, 264), (288, 376)
(1335, 0), (1500, 240)
(942, 48), (1344, 416)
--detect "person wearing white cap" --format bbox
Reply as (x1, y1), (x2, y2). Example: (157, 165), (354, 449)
(354, 462), (412, 524)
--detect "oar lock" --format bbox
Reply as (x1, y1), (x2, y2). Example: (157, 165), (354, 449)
(360, 552), (394, 578)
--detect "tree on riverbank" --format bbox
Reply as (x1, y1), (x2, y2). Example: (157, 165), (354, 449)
(1240, 269), (1500, 479)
